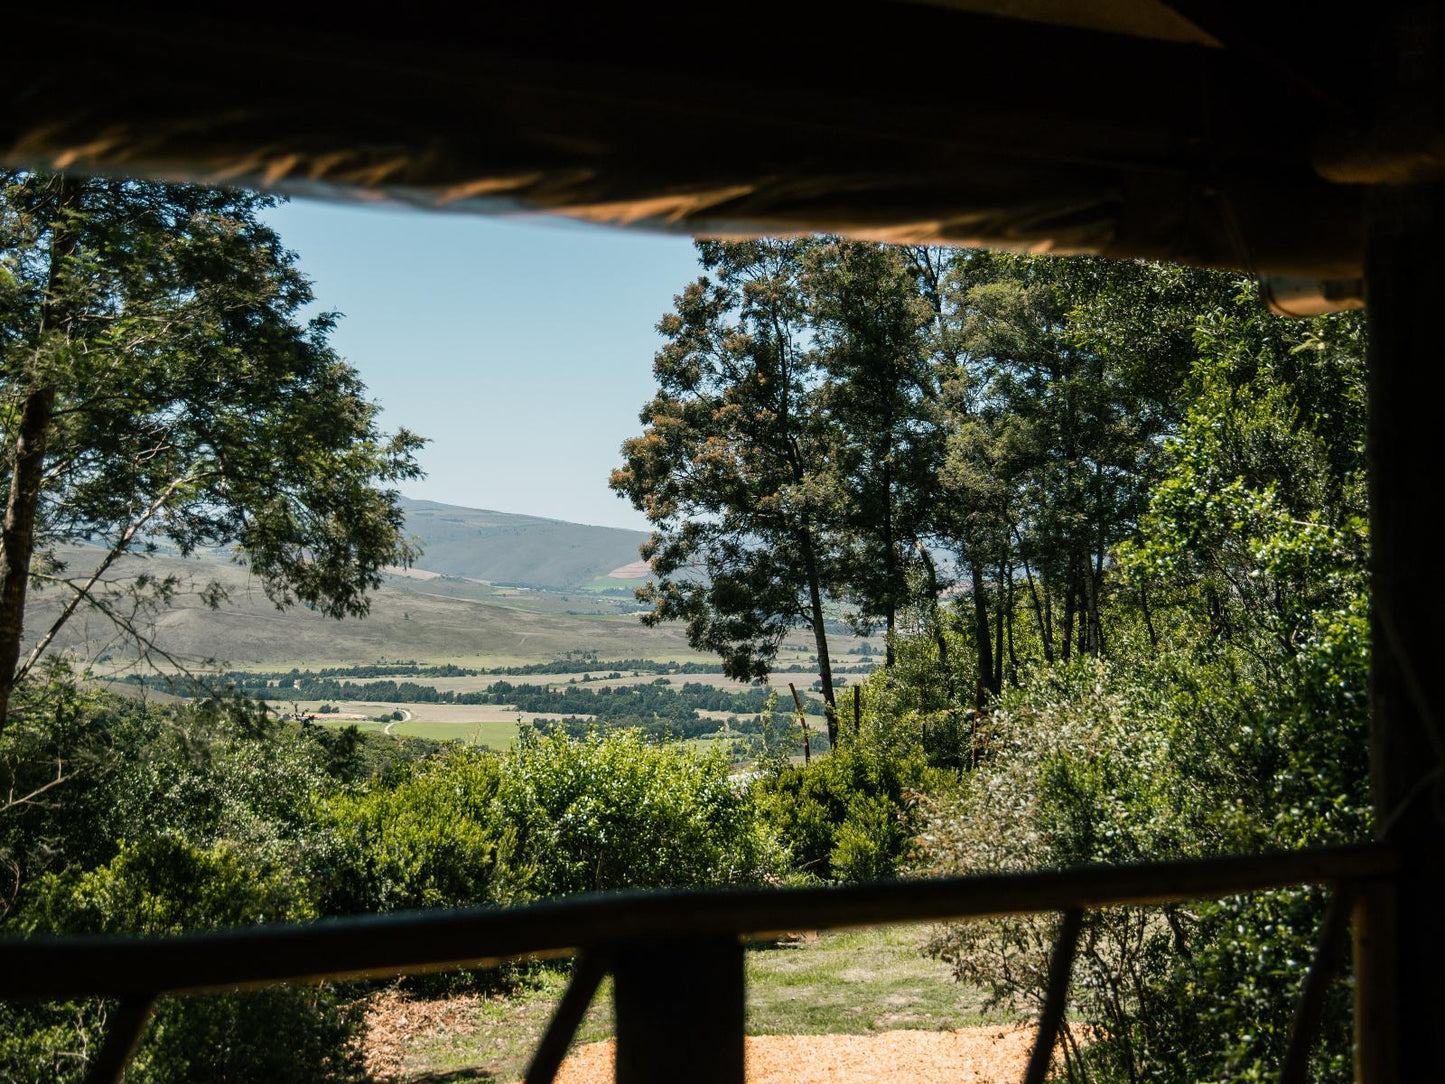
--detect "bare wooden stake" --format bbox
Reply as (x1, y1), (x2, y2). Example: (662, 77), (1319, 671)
(788, 682), (810, 764)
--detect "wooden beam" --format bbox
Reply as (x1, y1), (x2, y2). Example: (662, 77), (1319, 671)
(0, 844), (1394, 1001)
(524, 950), (610, 1084)
(85, 996), (155, 1084)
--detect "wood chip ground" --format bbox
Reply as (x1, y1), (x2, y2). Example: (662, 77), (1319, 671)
(540, 1028), (1038, 1084)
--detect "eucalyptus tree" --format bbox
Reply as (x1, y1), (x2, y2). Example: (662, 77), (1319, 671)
(803, 240), (944, 667)
(611, 240), (842, 742)
(937, 253), (1208, 676)
(0, 173), (424, 724)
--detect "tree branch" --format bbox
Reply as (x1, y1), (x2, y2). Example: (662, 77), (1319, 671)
(16, 475), (198, 684)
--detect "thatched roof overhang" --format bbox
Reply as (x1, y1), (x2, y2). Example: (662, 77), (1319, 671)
(2, 3), (1407, 281)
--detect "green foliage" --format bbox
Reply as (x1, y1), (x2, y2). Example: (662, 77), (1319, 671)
(498, 728), (778, 896)
(610, 239), (836, 688)
(322, 747), (517, 913)
(0, 243), (1379, 1084)
(0, 171), (424, 722)
(752, 728), (934, 883)
(5, 824), (362, 1083)
(913, 293), (1370, 1083)
(24, 835), (315, 934)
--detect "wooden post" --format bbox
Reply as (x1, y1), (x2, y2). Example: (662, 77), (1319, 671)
(1351, 880), (1398, 1084)
(788, 682), (810, 764)
(613, 936), (745, 1084)
(1363, 166), (1445, 1079)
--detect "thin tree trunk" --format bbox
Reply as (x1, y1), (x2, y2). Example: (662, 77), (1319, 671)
(1005, 558), (1020, 684)
(883, 458), (897, 668)
(992, 556), (1005, 693)
(915, 542), (957, 704)
(1086, 543), (1098, 653)
(1140, 586), (1158, 650)
(1060, 575), (1076, 662)
(969, 559), (993, 708)
(1042, 578), (1056, 663)
(0, 178), (80, 727)
(1015, 527), (1052, 665)
(796, 528), (839, 747)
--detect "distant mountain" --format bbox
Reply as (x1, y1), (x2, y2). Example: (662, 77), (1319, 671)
(399, 498), (650, 590)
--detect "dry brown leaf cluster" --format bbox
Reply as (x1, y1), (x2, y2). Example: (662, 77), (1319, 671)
(362, 990), (484, 1079)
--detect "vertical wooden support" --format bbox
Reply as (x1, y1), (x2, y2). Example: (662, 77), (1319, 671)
(86, 996), (155, 1084)
(1351, 880), (1398, 1084)
(613, 936), (745, 1084)
(1280, 889), (1352, 1084)
(1365, 171), (1445, 1083)
(1021, 909), (1082, 1084)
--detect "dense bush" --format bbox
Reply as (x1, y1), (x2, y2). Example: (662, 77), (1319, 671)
(913, 303), (1370, 1084)
(322, 747), (517, 914)
(749, 683), (943, 884)
(0, 688), (805, 1081)
(498, 728), (779, 895)
(6, 825), (365, 1083)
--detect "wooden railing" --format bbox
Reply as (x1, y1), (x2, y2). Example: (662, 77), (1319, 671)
(0, 843), (1397, 1084)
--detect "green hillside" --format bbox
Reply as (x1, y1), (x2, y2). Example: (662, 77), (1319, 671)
(399, 498), (650, 589)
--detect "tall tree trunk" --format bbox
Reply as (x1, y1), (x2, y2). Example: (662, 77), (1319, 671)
(1140, 586), (1158, 650)
(992, 556), (1005, 693)
(916, 542), (957, 704)
(797, 528), (838, 747)
(1091, 544), (1106, 655)
(0, 178), (80, 727)
(1060, 575), (1076, 662)
(969, 559), (993, 709)
(1042, 577), (1055, 663)
(1005, 557), (1019, 684)
(1017, 534), (1053, 665)
(882, 456), (897, 668)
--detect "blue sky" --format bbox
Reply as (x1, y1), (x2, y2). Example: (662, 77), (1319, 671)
(263, 199), (703, 531)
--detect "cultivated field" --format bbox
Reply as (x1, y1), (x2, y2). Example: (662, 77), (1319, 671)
(286, 700), (583, 748)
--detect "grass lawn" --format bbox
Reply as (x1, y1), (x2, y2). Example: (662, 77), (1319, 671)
(388, 718), (522, 747)
(369, 925), (1007, 1082)
(301, 702), (534, 749)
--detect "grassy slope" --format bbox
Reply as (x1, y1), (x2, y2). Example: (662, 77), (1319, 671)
(28, 546), (697, 670)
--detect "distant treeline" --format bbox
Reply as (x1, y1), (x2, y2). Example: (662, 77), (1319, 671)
(123, 671), (826, 739)
(122, 654), (871, 689)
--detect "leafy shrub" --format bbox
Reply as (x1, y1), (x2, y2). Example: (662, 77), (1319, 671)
(8, 834), (363, 1084)
(321, 745), (518, 913)
(916, 646), (1365, 1084)
(497, 728), (778, 896)
(752, 736), (931, 883)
